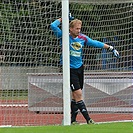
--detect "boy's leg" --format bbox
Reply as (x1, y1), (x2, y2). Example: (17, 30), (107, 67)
(71, 99), (78, 123)
(76, 100), (94, 124)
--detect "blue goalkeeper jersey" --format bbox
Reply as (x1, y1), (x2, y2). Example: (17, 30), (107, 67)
(50, 19), (104, 69)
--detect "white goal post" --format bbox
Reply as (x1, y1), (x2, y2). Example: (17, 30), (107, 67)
(62, 0), (71, 126)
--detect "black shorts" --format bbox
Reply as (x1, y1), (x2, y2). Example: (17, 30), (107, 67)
(70, 65), (84, 92)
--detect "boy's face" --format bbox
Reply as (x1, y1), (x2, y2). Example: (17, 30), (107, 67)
(70, 23), (81, 38)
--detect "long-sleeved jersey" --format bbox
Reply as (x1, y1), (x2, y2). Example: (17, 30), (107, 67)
(50, 19), (105, 69)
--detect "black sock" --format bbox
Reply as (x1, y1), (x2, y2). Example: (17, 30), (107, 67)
(71, 99), (78, 123)
(76, 100), (90, 123)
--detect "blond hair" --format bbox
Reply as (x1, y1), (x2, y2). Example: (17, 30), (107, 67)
(69, 19), (82, 28)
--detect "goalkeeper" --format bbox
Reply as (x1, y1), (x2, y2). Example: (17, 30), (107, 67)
(50, 16), (119, 125)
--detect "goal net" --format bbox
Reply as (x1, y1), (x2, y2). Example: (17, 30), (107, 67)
(0, 0), (132, 126)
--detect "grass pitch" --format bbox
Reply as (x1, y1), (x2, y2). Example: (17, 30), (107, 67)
(1, 122), (133, 133)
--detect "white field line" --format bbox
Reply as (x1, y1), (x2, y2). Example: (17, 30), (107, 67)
(0, 104), (28, 107)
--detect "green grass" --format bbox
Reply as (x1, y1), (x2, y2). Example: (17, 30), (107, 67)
(1, 122), (133, 133)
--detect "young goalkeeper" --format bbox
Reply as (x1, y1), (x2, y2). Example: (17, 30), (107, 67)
(50, 18), (119, 125)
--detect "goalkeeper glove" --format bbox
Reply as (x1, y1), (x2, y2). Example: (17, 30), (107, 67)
(108, 46), (120, 58)
(69, 12), (74, 20)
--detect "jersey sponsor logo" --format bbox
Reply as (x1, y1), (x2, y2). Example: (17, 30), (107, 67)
(71, 42), (82, 50)
(70, 42), (82, 57)
(70, 50), (81, 57)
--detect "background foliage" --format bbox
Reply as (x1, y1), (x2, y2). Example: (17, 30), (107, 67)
(0, 1), (132, 70)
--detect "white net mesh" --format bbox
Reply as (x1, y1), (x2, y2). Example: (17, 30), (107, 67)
(0, 0), (62, 68)
(0, 0), (132, 126)
(70, 1), (132, 71)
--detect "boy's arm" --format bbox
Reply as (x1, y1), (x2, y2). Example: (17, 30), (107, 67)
(50, 18), (62, 38)
(86, 36), (119, 58)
